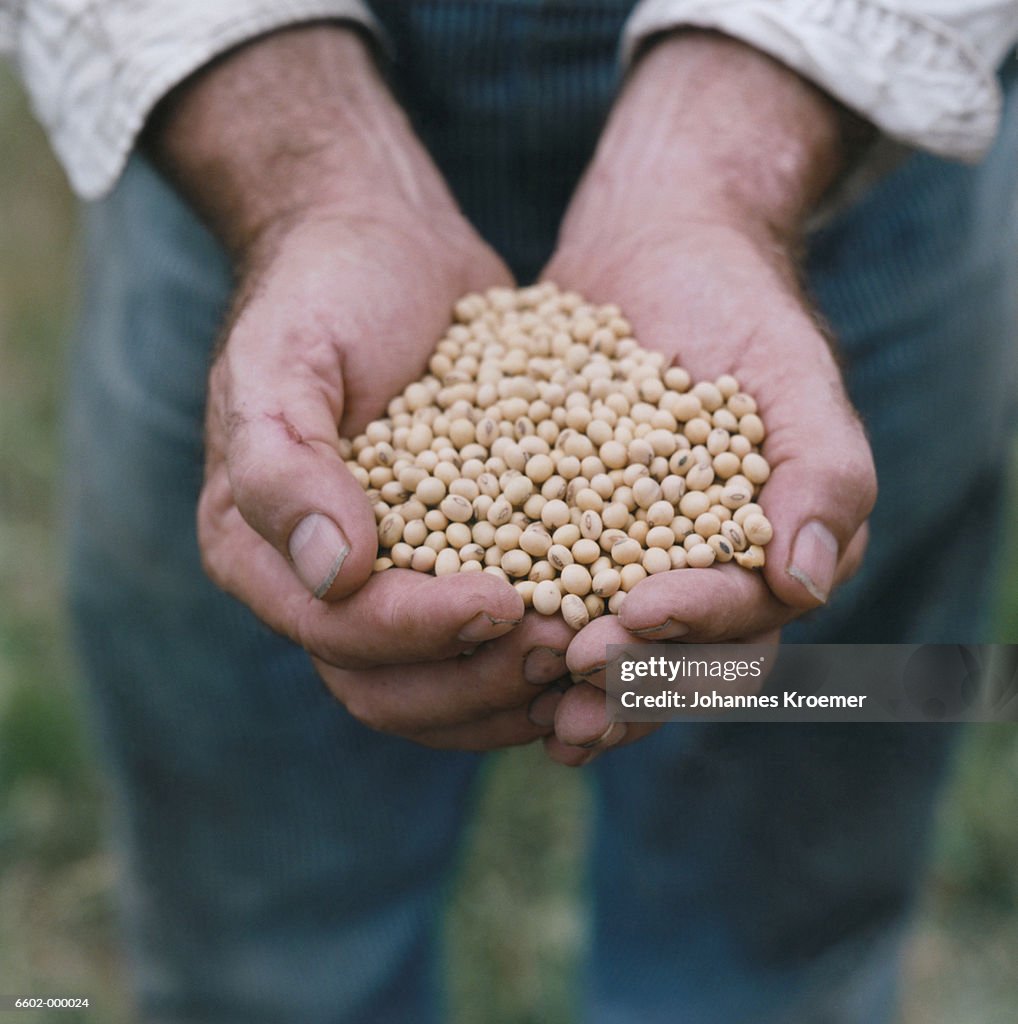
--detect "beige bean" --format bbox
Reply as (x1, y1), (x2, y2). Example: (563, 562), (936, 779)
(435, 548), (462, 575)
(599, 440), (628, 469)
(502, 474), (534, 507)
(735, 545), (766, 569)
(424, 530), (448, 552)
(561, 563), (593, 596)
(611, 538), (643, 565)
(403, 519), (428, 547)
(646, 525), (676, 549)
(738, 413), (765, 444)
(541, 499), (570, 529)
(646, 500), (675, 527)
(592, 568), (621, 598)
(525, 453), (555, 483)
(424, 509), (448, 532)
(548, 544), (574, 571)
(678, 491), (711, 519)
(487, 498), (513, 526)
(561, 594), (590, 631)
(445, 522), (472, 549)
(733, 502), (764, 526)
(694, 512), (722, 538)
(742, 513), (774, 546)
(602, 502), (630, 529)
(378, 512), (406, 548)
(533, 579), (562, 615)
(712, 452), (741, 479)
(741, 453), (771, 485)
(415, 476), (447, 505)
(686, 543), (716, 568)
(642, 547), (672, 574)
(552, 523), (581, 548)
(627, 520), (650, 545)
(411, 546), (438, 573)
(683, 418), (712, 445)
(580, 509), (604, 540)
(390, 542), (414, 568)
(619, 563), (648, 591)
(449, 477), (480, 501)
(632, 476), (662, 509)
(684, 463), (715, 492)
(495, 523), (523, 550)
(707, 535), (734, 563)
(440, 494), (473, 523)
(520, 524), (553, 557)
(501, 549), (533, 578)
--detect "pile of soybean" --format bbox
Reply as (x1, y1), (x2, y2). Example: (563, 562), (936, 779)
(341, 282), (774, 630)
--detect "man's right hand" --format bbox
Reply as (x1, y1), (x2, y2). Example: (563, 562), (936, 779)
(147, 24), (574, 748)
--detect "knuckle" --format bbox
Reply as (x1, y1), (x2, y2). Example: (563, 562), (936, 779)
(457, 650), (527, 714)
(483, 681), (526, 714)
(227, 454), (283, 518)
(195, 489), (234, 592)
(294, 605), (364, 670)
(342, 688), (400, 735)
(843, 449), (878, 516)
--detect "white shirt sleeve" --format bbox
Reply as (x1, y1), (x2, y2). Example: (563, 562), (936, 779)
(0, 0), (378, 199)
(623, 0), (1018, 162)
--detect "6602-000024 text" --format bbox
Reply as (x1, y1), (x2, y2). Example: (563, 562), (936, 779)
(1, 997), (90, 1011)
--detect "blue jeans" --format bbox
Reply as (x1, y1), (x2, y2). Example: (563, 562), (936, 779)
(65, 3), (1018, 1021)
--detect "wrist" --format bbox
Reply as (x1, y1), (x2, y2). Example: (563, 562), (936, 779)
(571, 30), (868, 245)
(145, 23), (460, 257)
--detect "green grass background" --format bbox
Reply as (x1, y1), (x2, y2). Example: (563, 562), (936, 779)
(2, 66), (1017, 1023)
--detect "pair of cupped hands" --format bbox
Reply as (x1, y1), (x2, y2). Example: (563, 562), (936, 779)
(159, 26), (876, 766)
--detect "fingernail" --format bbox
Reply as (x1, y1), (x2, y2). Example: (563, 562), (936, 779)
(577, 662), (606, 678)
(527, 688), (565, 727)
(631, 618), (689, 639)
(289, 513), (349, 598)
(580, 721), (627, 750)
(787, 520), (839, 604)
(457, 612), (520, 644)
(524, 647), (568, 685)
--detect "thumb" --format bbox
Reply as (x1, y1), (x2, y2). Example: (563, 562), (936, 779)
(209, 351), (378, 601)
(757, 399), (877, 610)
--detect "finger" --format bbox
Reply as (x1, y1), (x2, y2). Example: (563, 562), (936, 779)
(315, 611), (575, 733)
(626, 288), (876, 612)
(525, 680), (575, 728)
(542, 682), (662, 766)
(207, 308), (379, 601)
(564, 614), (648, 685)
(312, 570), (529, 667)
(738, 324), (877, 611)
(413, 708), (552, 752)
(200, 482), (526, 665)
(617, 562), (792, 642)
(837, 523), (869, 586)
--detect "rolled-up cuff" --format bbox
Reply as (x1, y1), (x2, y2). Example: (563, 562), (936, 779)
(622, 0), (1003, 163)
(14, 0), (378, 198)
